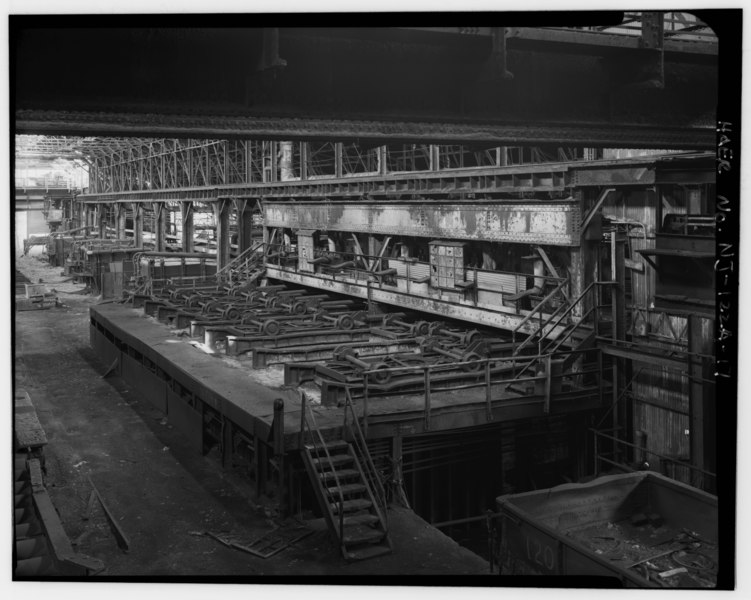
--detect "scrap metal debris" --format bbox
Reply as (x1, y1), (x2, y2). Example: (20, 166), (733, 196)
(196, 522), (313, 559)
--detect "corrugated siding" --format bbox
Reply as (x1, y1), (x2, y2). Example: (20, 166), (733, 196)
(394, 262), (430, 280)
(631, 332), (691, 485)
(467, 269), (523, 294)
(394, 263), (524, 295)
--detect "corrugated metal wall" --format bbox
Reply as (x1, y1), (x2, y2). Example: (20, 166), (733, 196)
(630, 314), (713, 486)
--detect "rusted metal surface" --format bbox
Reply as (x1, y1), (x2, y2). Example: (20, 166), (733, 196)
(264, 201), (581, 246)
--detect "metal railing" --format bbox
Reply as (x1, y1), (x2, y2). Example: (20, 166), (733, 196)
(215, 240), (265, 281)
(510, 277), (571, 355)
(591, 428), (716, 493)
(548, 12), (717, 43)
(298, 395), (348, 549)
(353, 347), (603, 431)
(15, 176), (80, 190)
(341, 387), (388, 516)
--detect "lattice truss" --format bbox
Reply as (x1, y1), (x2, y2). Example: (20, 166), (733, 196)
(17, 134), (600, 195)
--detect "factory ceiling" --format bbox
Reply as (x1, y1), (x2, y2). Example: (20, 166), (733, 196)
(11, 14), (720, 149)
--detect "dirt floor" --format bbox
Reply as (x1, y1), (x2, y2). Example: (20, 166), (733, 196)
(13, 255), (491, 582)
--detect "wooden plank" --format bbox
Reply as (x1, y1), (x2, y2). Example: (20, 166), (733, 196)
(87, 476), (131, 552)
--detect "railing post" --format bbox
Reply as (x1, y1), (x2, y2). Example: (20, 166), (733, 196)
(543, 354), (552, 414)
(597, 350), (604, 407)
(424, 366), (431, 430)
(485, 358), (493, 421)
(593, 430), (599, 476)
(538, 310), (543, 355)
(273, 398), (286, 516)
(363, 374), (369, 438)
(299, 392), (307, 449)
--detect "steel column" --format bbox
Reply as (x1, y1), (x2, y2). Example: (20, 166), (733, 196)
(154, 202), (167, 252)
(115, 202), (127, 239)
(214, 198), (231, 271)
(132, 202), (143, 248)
(237, 199), (254, 254)
(180, 202), (194, 253)
(97, 204), (106, 239)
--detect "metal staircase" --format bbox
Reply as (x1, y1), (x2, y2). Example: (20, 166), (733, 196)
(14, 389), (103, 578)
(215, 240), (266, 283)
(14, 456), (56, 576)
(506, 281), (611, 387)
(299, 391), (392, 561)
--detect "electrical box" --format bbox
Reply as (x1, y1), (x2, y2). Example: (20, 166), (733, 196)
(297, 230), (319, 273)
(429, 241), (466, 289)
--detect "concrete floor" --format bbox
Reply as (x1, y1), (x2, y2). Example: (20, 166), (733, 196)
(13, 255), (491, 582)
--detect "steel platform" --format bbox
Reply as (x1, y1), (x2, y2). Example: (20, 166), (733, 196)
(90, 303), (602, 448)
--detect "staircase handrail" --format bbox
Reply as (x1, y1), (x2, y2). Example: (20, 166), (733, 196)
(342, 387), (388, 516)
(215, 240), (264, 279)
(508, 281), (599, 382)
(537, 281), (599, 353)
(544, 305), (596, 355)
(511, 278), (569, 353)
(300, 396), (347, 547)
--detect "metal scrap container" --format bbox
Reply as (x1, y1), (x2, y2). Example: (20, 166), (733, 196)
(496, 471), (717, 587)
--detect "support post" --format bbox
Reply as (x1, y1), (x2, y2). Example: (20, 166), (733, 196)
(300, 142), (309, 181)
(485, 359), (493, 421)
(377, 145), (388, 176)
(273, 398), (286, 516)
(97, 204), (106, 239)
(543, 354), (552, 415)
(237, 200), (254, 254)
(180, 202), (194, 252)
(279, 141), (294, 181)
(132, 202), (143, 248)
(429, 144), (440, 171)
(334, 142), (343, 178)
(214, 199), (231, 272)
(424, 367), (431, 430)
(611, 233), (627, 456)
(154, 202), (167, 252)
(116, 203), (127, 239)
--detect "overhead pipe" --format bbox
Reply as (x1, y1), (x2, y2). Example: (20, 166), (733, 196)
(52, 225), (97, 236)
(509, 256), (546, 301)
(137, 251), (215, 259)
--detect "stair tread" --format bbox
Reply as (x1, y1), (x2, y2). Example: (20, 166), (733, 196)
(305, 440), (350, 452)
(311, 454), (353, 468)
(342, 513), (380, 527)
(343, 524), (386, 545)
(326, 482), (367, 496)
(345, 543), (392, 561)
(330, 498), (373, 514)
(319, 468), (359, 482)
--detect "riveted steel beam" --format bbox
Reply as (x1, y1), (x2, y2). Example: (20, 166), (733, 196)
(263, 200), (581, 246)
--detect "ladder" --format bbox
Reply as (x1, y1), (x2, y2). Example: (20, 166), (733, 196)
(299, 393), (392, 561)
